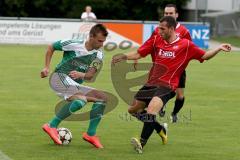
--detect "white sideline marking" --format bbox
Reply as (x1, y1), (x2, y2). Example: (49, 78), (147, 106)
(0, 150), (12, 160)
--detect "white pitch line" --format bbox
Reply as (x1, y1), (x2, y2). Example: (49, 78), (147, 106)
(0, 150), (12, 160)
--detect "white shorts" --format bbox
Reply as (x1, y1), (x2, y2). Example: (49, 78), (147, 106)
(49, 72), (95, 100)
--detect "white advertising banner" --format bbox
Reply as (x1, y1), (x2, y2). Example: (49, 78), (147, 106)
(0, 20), (140, 47)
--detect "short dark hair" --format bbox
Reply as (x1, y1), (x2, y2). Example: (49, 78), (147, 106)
(159, 16), (177, 29)
(165, 4), (178, 13)
(89, 24), (108, 37)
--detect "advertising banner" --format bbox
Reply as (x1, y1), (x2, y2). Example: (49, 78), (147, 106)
(0, 19), (209, 49)
(0, 20), (142, 48)
(0, 20), (80, 44)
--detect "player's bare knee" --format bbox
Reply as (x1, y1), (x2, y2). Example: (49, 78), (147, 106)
(176, 93), (184, 100)
(176, 89), (184, 99)
(68, 95), (87, 102)
(88, 90), (107, 102)
(128, 107), (137, 114)
(128, 107), (143, 115)
(98, 92), (108, 102)
(128, 108), (134, 114)
(146, 108), (156, 115)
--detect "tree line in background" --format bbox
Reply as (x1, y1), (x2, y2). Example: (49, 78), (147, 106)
(0, 0), (189, 21)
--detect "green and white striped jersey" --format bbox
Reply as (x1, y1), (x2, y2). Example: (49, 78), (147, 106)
(52, 39), (103, 84)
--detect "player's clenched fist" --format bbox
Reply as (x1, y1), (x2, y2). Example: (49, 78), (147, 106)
(40, 68), (49, 78)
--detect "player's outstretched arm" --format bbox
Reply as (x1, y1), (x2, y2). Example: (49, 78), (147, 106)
(40, 44), (55, 78)
(111, 51), (142, 65)
(201, 43), (231, 60)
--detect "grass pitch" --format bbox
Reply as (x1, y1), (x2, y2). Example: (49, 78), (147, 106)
(0, 44), (239, 160)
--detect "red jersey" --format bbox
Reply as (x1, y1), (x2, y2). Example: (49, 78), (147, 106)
(148, 23), (192, 62)
(137, 35), (205, 90)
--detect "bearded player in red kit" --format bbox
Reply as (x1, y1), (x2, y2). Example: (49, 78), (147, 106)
(152, 4), (193, 123)
(112, 16), (231, 153)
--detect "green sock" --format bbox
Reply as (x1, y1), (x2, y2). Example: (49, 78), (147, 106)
(87, 102), (106, 136)
(49, 99), (86, 128)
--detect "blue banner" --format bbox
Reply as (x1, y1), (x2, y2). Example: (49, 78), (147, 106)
(143, 23), (210, 49)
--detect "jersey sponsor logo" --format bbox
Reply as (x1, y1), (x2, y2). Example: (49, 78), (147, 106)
(158, 49), (175, 58)
(71, 59), (88, 70)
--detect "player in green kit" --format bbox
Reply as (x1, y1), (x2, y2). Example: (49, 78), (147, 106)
(40, 24), (108, 148)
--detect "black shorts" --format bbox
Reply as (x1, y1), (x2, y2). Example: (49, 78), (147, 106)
(134, 85), (176, 106)
(178, 70), (186, 88)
